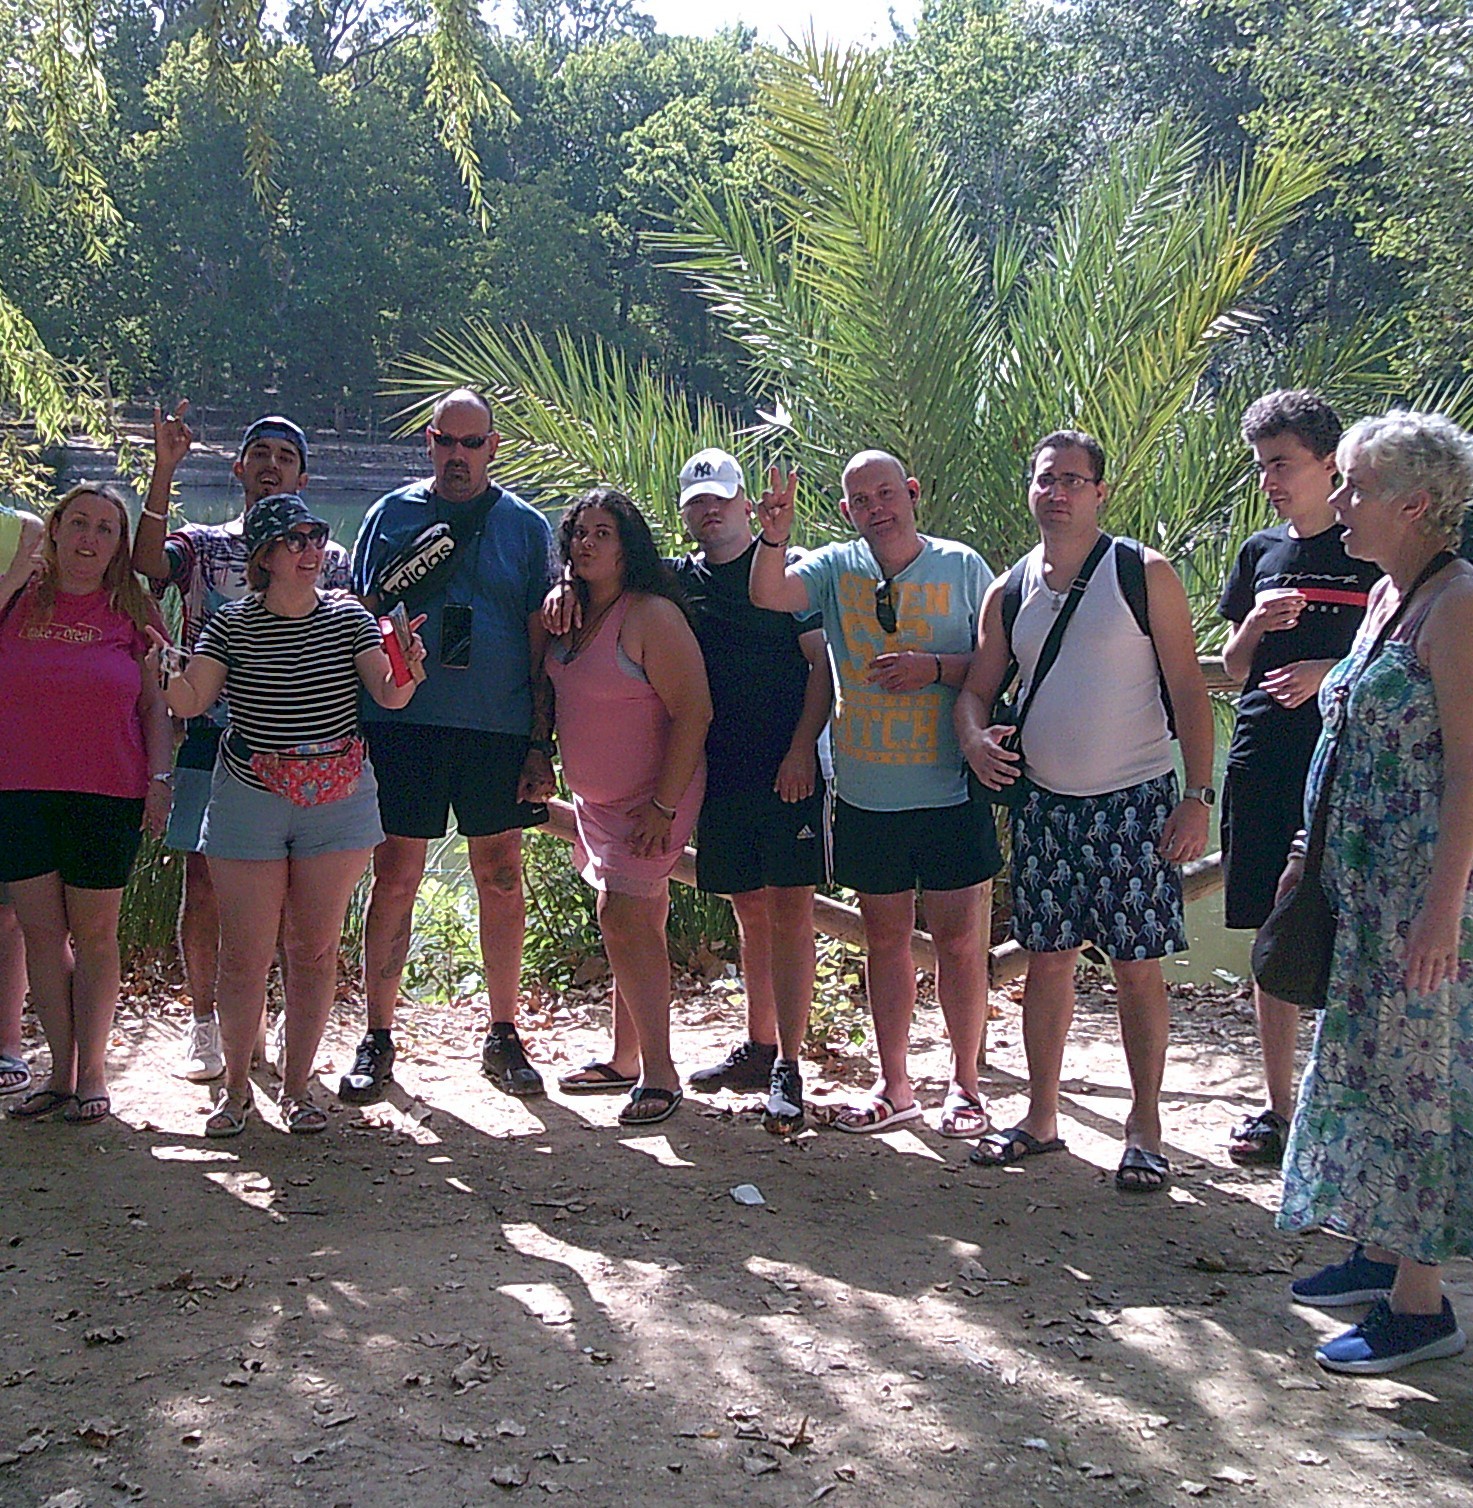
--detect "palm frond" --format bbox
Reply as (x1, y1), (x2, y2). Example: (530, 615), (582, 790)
(393, 325), (747, 548)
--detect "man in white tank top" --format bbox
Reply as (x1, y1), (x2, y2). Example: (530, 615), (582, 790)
(955, 431), (1215, 1192)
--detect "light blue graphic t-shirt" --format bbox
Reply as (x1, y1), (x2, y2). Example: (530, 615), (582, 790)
(791, 535), (992, 812)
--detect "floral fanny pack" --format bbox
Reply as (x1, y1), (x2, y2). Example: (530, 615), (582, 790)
(229, 732), (364, 807)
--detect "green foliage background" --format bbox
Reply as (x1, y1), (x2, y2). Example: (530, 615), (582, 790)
(7, 0), (1473, 989)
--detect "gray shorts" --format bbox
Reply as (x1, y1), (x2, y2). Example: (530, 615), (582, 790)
(165, 765), (213, 854)
(200, 762), (385, 862)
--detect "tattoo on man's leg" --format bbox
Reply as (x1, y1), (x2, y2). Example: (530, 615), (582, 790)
(378, 918), (412, 980)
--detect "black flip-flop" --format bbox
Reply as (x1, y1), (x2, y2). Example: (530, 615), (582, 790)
(7, 1087), (74, 1121)
(969, 1125), (1067, 1166)
(618, 1086), (683, 1126)
(559, 1061), (639, 1094)
(1227, 1109), (1288, 1166)
(1115, 1145), (1170, 1192)
(63, 1094), (111, 1125)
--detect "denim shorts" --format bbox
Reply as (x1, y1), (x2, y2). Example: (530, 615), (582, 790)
(165, 765), (212, 853)
(200, 760), (385, 862)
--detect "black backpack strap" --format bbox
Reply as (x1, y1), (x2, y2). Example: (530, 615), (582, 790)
(1002, 561), (1025, 645)
(996, 561), (1024, 699)
(1113, 537), (1150, 638)
(1113, 537), (1176, 735)
(1008, 532), (1112, 735)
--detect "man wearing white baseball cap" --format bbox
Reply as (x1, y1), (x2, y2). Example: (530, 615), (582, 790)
(674, 449), (830, 1134)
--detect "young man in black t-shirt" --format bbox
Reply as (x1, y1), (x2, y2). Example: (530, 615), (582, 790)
(1218, 390), (1381, 1165)
(664, 450), (831, 1133)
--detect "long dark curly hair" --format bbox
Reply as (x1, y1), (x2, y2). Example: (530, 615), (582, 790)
(557, 487), (688, 617)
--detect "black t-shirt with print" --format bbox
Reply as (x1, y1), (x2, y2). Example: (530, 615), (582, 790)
(1218, 523), (1381, 768)
(671, 540), (820, 796)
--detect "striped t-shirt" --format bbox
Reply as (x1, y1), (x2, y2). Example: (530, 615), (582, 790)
(194, 593), (382, 791)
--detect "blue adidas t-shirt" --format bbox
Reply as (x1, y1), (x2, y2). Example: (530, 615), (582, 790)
(351, 481), (555, 735)
(791, 534), (991, 812)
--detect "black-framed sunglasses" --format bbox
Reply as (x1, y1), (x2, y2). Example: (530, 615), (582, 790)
(874, 577), (898, 635)
(429, 429), (490, 451)
(280, 523), (329, 553)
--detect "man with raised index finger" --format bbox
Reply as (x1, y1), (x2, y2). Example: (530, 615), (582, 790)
(133, 405), (352, 1085)
(750, 450), (1001, 1139)
(347, 388), (557, 1104)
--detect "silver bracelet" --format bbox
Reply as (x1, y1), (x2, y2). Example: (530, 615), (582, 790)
(650, 797), (677, 818)
(142, 508), (169, 522)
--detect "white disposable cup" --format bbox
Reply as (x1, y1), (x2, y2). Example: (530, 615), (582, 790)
(1256, 586), (1305, 618)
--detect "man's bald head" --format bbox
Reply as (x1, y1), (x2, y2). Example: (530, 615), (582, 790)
(842, 449), (908, 497)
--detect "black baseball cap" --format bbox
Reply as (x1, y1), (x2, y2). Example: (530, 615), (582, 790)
(239, 416), (309, 469)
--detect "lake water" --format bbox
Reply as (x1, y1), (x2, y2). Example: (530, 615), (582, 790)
(121, 470), (1253, 988)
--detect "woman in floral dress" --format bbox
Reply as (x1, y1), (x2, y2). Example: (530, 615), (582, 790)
(1277, 411), (1473, 1374)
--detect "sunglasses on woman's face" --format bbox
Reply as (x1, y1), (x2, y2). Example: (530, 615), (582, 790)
(875, 577), (898, 634)
(279, 523), (329, 553)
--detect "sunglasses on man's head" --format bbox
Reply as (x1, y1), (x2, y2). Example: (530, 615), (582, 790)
(875, 577), (898, 635)
(280, 523), (329, 553)
(429, 429), (490, 451)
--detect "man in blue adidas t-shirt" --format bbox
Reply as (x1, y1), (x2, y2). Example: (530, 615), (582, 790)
(347, 389), (557, 1104)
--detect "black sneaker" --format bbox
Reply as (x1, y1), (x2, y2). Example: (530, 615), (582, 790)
(338, 1033), (394, 1104)
(687, 1039), (777, 1092)
(763, 1059), (805, 1135)
(481, 1024), (545, 1097)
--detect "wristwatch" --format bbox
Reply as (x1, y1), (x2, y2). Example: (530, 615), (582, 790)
(1183, 785), (1216, 807)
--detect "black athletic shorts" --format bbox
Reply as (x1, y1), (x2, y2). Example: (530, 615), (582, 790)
(0, 789), (145, 890)
(1221, 760), (1307, 930)
(695, 782), (828, 895)
(830, 793), (1002, 896)
(364, 723), (547, 840)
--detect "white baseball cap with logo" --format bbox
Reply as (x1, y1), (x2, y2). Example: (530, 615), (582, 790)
(678, 448), (746, 508)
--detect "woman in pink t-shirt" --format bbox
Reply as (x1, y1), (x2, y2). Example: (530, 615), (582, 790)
(0, 485), (173, 1124)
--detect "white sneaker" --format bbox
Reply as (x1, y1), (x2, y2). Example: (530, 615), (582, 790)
(266, 1014), (287, 1079)
(177, 1015), (224, 1082)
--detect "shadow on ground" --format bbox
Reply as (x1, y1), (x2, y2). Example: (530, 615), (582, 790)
(2, 989), (1471, 1508)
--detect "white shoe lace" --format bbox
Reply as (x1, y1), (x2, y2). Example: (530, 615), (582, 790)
(188, 1019), (218, 1061)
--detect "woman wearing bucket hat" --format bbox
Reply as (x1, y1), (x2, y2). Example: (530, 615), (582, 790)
(151, 494), (425, 1136)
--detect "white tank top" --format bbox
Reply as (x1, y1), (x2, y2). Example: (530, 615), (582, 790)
(1013, 542), (1173, 797)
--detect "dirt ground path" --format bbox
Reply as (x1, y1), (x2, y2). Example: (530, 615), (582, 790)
(3, 974), (1471, 1508)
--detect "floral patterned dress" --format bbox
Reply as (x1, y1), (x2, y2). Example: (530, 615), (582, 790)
(1278, 613), (1473, 1264)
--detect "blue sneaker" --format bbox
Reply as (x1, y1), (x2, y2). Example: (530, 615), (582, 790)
(1317, 1298), (1466, 1375)
(1290, 1245), (1398, 1308)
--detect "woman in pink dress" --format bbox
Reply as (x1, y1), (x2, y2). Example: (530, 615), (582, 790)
(547, 489), (711, 1125)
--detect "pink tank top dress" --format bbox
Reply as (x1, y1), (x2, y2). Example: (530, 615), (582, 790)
(546, 594), (705, 897)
